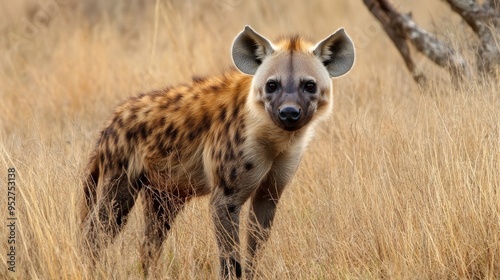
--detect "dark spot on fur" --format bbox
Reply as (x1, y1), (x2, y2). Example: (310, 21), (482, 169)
(128, 112), (137, 122)
(173, 93), (183, 103)
(193, 127), (205, 140)
(165, 124), (174, 135)
(105, 150), (113, 170)
(159, 117), (166, 127)
(102, 127), (118, 143)
(117, 157), (128, 169)
(115, 146), (124, 157)
(171, 128), (178, 141)
(230, 168), (237, 182)
(188, 131), (197, 141)
(156, 134), (169, 153)
(232, 106), (240, 119)
(245, 162), (253, 171)
(192, 76), (207, 83)
(165, 124), (178, 141)
(107, 160), (115, 170)
(234, 130), (242, 144)
(113, 115), (124, 127)
(224, 121), (231, 134)
(159, 103), (170, 110)
(220, 178), (234, 196)
(139, 124), (149, 140)
(158, 145), (172, 157)
(210, 84), (221, 92)
(105, 149), (112, 160)
(219, 107), (227, 122)
(126, 130), (136, 142)
(200, 113), (211, 131)
(130, 105), (139, 114)
(227, 204), (238, 213)
(149, 90), (164, 98)
(184, 117), (195, 129)
(112, 133), (119, 146)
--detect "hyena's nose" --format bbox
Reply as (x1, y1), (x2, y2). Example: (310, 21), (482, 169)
(278, 106), (301, 122)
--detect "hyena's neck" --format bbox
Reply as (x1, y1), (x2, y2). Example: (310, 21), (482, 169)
(206, 69), (311, 160)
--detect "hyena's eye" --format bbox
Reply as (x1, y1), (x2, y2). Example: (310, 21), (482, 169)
(303, 81), (317, 94)
(265, 80), (279, 94)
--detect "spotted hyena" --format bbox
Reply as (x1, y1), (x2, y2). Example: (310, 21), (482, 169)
(81, 26), (354, 279)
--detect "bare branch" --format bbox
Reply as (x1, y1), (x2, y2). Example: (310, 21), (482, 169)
(363, 0), (426, 84)
(445, 0), (500, 73)
(363, 0), (469, 85)
(394, 13), (471, 82)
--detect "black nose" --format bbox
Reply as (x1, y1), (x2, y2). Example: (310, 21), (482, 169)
(278, 106), (301, 122)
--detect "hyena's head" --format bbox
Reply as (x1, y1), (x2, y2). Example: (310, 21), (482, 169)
(232, 26), (355, 131)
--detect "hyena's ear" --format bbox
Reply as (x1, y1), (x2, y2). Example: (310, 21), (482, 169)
(232, 26), (274, 75)
(313, 28), (355, 77)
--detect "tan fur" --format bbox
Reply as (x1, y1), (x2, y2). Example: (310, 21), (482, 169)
(80, 26), (354, 279)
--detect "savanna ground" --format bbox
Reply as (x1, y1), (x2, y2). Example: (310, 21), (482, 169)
(1, 0), (499, 279)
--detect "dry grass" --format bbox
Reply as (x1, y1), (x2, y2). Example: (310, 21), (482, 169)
(1, 0), (499, 279)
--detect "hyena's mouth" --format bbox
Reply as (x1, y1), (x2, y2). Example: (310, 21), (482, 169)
(279, 120), (304, 131)
(272, 109), (310, 131)
(282, 126), (302, 132)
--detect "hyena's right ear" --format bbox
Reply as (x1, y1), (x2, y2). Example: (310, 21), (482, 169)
(232, 26), (274, 75)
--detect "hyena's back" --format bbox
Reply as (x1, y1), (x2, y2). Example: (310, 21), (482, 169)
(81, 70), (252, 221)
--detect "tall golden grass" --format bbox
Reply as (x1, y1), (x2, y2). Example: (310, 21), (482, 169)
(1, 0), (499, 279)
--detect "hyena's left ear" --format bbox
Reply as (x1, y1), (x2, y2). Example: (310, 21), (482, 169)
(313, 28), (355, 77)
(232, 26), (274, 75)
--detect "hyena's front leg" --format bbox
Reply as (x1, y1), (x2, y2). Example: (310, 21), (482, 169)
(209, 157), (267, 279)
(211, 186), (249, 279)
(206, 140), (273, 279)
(245, 179), (285, 278)
(245, 151), (300, 278)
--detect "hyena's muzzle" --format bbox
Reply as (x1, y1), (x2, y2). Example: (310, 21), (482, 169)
(266, 78), (318, 131)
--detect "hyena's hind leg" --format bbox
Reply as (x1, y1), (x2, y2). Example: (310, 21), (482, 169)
(81, 154), (99, 227)
(82, 168), (142, 260)
(140, 184), (187, 276)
